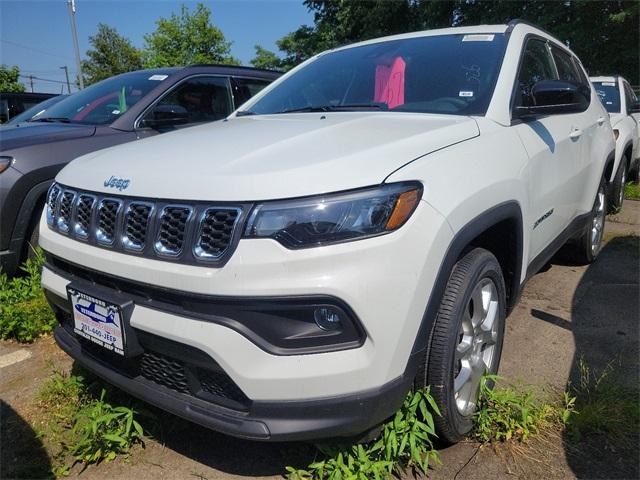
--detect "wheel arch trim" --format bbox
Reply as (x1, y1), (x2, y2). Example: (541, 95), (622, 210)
(409, 200), (523, 363)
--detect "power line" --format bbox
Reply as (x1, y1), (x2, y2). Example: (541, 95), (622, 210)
(18, 74), (70, 85)
(0, 38), (74, 61)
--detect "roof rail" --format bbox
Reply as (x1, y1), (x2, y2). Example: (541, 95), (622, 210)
(187, 63), (282, 74)
(506, 18), (556, 39)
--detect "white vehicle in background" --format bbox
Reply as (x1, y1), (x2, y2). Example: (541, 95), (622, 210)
(591, 76), (640, 211)
(40, 21), (615, 444)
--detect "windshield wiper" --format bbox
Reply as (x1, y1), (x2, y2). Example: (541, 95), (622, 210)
(31, 117), (72, 123)
(277, 103), (387, 114)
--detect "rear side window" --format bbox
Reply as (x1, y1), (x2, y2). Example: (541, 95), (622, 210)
(232, 77), (271, 106)
(593, 82), (620, 113)
(515, 39), (557, 107)
(622, 81), (637, 114)
(151, 76), (233, 124)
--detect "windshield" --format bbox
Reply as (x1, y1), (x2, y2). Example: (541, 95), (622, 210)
(247, 33), (507, 116)
(593, 82), (620, 113)
(38, 71), (171, 125)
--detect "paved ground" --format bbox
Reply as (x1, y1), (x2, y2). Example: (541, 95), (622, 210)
(1, 201), (638, 479)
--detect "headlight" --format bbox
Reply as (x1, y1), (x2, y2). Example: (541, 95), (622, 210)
(244, 182), (423, 248)
(0, 156), (14, 174)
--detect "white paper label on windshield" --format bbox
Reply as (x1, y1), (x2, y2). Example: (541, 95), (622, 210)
(601, 82), (616, 86)
(462, 34), (495, 42)
(459, 91), (474, 97)
(149, 74), (168, 81)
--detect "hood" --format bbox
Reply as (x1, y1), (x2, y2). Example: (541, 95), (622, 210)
(0, 123), (96, 151)
(57, 113), (479, 201)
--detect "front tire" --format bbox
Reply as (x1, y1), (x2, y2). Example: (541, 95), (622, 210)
(416, 248), (506, 444)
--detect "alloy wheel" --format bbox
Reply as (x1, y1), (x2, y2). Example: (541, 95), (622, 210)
(453, 278), (499, 416)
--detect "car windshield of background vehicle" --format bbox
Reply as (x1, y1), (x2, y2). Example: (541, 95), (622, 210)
(593, 82), (621, 113)
(246, 33), (507, 116)
(33, 71), (171, 125)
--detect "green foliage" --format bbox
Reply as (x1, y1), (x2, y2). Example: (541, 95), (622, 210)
(286, 388), (440, 479)
(0, 64), (25, 92)
(82, 24), (143, 86)
(37, 371), (145, 474)
(250, 45), (283, 71)
(624, 181), (640, 200)
(68, 389), (144, 465)
(473, 375), (576, 443)
(143, 3), (239, 67)
(566, 359), (640, 443)
(0, 248), (57, 342)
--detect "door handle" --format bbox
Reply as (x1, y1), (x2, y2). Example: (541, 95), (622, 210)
(569, 128), (583, 139)
(597, 116), (605, 126)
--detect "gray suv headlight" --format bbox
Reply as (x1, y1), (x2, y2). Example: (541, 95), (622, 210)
(243, 182), (422, 248)
(0, 156), (14, 174)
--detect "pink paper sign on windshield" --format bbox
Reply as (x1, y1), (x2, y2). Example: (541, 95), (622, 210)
(374, 56), (406, 109)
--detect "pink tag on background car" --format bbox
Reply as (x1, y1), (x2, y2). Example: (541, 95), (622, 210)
(374, 56), (406, 109)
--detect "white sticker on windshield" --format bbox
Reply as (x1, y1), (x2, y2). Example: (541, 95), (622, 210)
(149, 74), (168, 81)
(111, 110), (120, 114)
(459, 91), (474, 97)
(462, 34), (495, 42)
(601, 82), (615, 86)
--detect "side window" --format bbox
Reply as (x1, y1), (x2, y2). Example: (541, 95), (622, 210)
(149, 76), (233, 125)
(550, 46), (580, 84)
(232, 77), (271, 106)
(515, 39), (557, 107)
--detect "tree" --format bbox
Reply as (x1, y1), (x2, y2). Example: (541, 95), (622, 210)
(143, 3), (239, 67)
(81, 24), (143, 85)
(0, 65), (25, 92)
(250, 45), (283, 71)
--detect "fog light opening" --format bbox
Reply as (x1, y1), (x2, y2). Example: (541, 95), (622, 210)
(314, 307), (342, 331)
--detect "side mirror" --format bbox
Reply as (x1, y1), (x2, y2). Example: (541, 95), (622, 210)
(514, 80), (587, 118)
(140, 104), (189, 129)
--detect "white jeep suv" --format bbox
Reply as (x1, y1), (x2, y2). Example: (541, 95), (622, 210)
(40, 21), (614, 444)
(591, 75), (640, 210)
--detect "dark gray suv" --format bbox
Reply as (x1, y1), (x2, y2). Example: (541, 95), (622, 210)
(0, 65), (280, 276)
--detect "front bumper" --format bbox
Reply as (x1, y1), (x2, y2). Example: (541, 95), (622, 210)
(52, 322), (414, 441)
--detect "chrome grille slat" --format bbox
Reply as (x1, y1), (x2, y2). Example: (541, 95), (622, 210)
(45, 183), (243, 267)
(123, 203), (153, 251)
(155, 206), (192, 256)
(56, 190), (76, 233)
(96, 199), (122, 245)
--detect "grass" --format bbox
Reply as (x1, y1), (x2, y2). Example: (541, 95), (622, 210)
(472, 375), (575, 444)
(566, 358), (639, 445)
(624, 181), (640, 200)
(286, 388), (441, 479)
(35, 369), (146, 476)
(0, 248), (57, 342)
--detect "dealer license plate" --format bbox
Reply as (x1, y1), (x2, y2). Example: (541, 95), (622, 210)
(68, 287), (126, 356)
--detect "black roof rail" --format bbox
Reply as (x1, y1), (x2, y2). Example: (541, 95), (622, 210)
(187, 63), (282, 74)
(506, 18), (556, 39)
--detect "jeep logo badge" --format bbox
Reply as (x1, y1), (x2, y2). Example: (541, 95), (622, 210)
(104, 176), (130, 191)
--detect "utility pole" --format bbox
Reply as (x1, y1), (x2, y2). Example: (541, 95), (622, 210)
(66, 0), (84, 89)
(60, 66), (71, 94)
(28, 75), (34, 92)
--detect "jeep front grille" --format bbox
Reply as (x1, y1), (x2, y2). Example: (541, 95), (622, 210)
(46, 183), (245, 266)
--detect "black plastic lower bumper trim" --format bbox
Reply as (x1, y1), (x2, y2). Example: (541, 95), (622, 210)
(54, 325), (416, 442)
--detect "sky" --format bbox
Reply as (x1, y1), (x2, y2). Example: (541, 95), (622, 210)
(0, 0), (313, 93)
